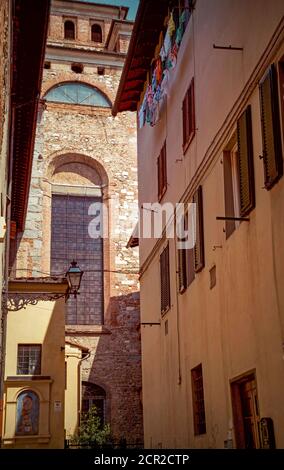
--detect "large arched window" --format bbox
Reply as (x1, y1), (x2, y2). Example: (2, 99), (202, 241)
(91, 24), (102, 43)
(16, 390), (39, 435)
(64, 20), (75, 39)
(45, 82), (111, 107)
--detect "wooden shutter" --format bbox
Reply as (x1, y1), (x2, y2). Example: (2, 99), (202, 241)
(158, 141), (167, 200)
(157, 152), (162, 199)
(178, 248), (187, 293)
(259, 64), (283, 189)
(193, 186), (205, 273)
(189, 77), (195, 140)
(183, 77), (195, 151)
(186, 248), (195, 286)
(182, 92), (188, 147)
(160, 244), (170, 314)
(237, 105), (255, 216)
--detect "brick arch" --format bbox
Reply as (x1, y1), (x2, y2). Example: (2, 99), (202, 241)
(46, 152), (109, 188)
(83, 378), (111, 399)
(41, 77), (114, 104)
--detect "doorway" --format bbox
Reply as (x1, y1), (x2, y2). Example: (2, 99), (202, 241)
(231, 371), (260, 448)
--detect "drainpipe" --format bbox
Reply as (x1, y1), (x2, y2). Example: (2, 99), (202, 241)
(77, 350), (91, 426)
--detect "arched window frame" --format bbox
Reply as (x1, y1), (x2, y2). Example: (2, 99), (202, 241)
(64, 19), (75, 40)
(91, 23), (103, 43)
(81, 382), (107, 425)
(44, 82), (112, 108)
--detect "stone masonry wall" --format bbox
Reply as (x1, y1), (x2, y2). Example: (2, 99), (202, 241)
(15, 5), (143, 445)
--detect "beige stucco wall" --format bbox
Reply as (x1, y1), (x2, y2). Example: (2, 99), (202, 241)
(2, 298), (65, 448)
(138, 0), (284, 448)
(65, 343), (82, 439)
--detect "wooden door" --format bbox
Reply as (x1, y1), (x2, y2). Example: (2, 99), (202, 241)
(231, 373), (260, 448)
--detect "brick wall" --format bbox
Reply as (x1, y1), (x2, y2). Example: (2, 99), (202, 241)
(15, 4), (143, 445)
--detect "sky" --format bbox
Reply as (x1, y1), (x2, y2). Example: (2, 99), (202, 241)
(79, 0), (139, 20)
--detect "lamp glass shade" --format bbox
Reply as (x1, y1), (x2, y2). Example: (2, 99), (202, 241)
(66, 260), (83, 292)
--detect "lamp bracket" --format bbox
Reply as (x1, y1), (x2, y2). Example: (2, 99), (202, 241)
(3, 292), (67, 312)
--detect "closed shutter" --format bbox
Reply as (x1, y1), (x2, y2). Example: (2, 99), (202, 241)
(186, 248), (195, 286)
(189, 77), (195, 140)
(182, 93), (188, 147)
(161, 142), (167, 195)
(160, 244), (170, 314)
(237, 105), (255, 216)
(157, 152), (162, 199)
(193, 186), (205, 273)
(178, 248), (187, 293)
(158, 141), (167, 200)
(259, 64), (283, 189)
(183, 77), (195, 151)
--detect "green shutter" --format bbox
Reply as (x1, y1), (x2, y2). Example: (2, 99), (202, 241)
(259, 64), (283, 189)
(193, 186), (205, 273)
(237, 105), (255, 216)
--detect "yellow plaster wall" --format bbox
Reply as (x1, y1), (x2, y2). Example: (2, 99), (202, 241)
(2, 299), (65, 448)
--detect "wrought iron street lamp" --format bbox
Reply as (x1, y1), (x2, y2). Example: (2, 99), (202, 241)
(66, 260), (83, 298)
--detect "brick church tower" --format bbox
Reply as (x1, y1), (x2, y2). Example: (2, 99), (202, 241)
(14, 0), (143, 445)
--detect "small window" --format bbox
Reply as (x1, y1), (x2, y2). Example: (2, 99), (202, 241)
(97, 67), (105, 76)
(44, 61), (51, 69)
(71, 63), (83, 74)
(183, 77), (195, 152)
(157, 141), (167, 201)
(64, 20), (75, 40)
(191, 363), (206, 435)
(160, 244), (171, 315)
(91, 24), (102, 43)
(17, 344), (41, 375)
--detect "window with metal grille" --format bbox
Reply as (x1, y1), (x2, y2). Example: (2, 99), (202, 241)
(51, 194), (104, 325)
(157, 141), (167, 201)
(91, 24), (102, 43)
(17, 344), (41, 375)
(64, 20), (75, 40)
(191, 363), (206, 435)
(160, 244), (171, 315)
(182, 77), (195, 152)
